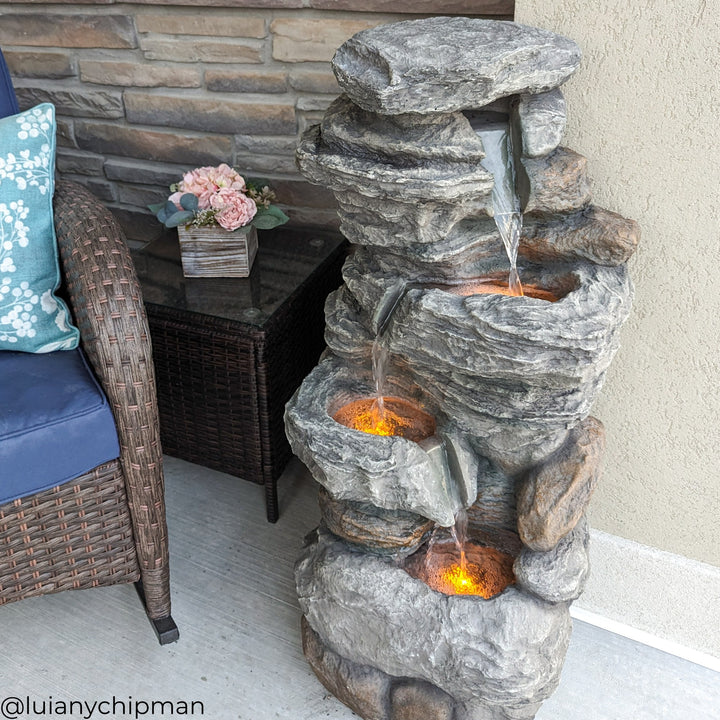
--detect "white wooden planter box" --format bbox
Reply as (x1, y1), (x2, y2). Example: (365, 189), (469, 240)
(177, 225), (258, 278)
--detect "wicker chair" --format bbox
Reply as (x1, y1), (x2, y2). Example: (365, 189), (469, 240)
(0, 180), (178, 644)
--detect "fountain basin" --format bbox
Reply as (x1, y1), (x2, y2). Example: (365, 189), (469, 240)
(297, 527), (572, 711)
(333, 396), (436, 442)
(403, 538), (516, 599)
(284, 356), (478, 526)
(438, 273), (562, 301)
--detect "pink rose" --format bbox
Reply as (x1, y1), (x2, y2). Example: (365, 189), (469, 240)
(210, 188), (257, 231)
(213, 163), (246, 192)
(179, 169), (216, 209)
(179, 164), (246, 210)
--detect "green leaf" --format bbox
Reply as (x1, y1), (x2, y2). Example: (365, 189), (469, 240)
(180, 193), (199, 211)
(147, 202), (165, 214)
(164, 200), (179, 216)
(265, 205), (289, 223)
(165, 210), (195, 228)
(157, 207), (169, 223)
(253, 205), (289, 229)
(252, 213), (284, 230)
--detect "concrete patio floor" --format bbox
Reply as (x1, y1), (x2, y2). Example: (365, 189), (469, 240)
(0, 456), (717, 719)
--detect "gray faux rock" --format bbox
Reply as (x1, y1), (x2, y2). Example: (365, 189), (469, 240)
(297, 528), (572, 709)
(332, 18), (581, 115)
(325, 254), (632, 471)
(324, 285), (370, 365)
(303, 617), (461, 720)
(302, 616), (390, 720)
(514, 516), (590, 603)
(456, 699), (542, 720)
(522, 205), (641, 266)
(347, 223), (506, 275)
(284, 356), (478, 526)
(515, 90), (567, 158)
(334, 189), (492, 251)
(319, 487), (434, 554)
(467, 457), (518, 536)
(520, 147), (591, 214)
(339, 202), (639, 273)
(297, 124), (494, 204)
(299, 124), (592, 248)
(322, 95), (487, 166)
(517, 417), (606, 552)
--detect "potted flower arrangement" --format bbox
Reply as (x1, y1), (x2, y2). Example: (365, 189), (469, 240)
(149, 164), (289, 278)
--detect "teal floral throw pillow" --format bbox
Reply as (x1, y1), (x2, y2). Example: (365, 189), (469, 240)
(0, 103), (79, 352)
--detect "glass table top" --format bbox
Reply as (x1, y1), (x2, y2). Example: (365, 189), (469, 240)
(132, 226), (347, 328)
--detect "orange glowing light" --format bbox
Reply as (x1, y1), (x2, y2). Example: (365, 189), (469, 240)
(441, 561), (496, 598)
(403, 541), (516, 599)
(333, 397), (436, 443)
(442, 278), (559, 302)
(346, 400), (402, 437)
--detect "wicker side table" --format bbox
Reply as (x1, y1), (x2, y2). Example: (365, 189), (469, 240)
(132, 226), (347, 522)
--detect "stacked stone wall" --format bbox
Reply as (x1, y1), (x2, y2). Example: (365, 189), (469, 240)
(0, 0), (512, 241)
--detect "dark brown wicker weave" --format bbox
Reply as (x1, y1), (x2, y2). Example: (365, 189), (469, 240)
(0, 181), (177, 644)
(139, 229), (347, 523)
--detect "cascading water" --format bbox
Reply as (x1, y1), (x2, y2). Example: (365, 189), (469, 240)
(450, 506), (468, 571)
(369, 280), (423, 425)
(472, 115), (524, 296)
(370, 338), (388, 420)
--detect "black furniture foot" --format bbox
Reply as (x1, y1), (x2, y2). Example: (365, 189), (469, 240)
(265, 481), (279, 523)
(135, 581), (180, 645)
(150, 614), (180, 645)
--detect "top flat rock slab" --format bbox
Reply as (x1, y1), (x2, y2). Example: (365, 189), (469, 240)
(332, 18), (581, 115)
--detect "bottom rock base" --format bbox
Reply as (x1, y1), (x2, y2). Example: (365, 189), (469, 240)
(301, 616), (541, 720)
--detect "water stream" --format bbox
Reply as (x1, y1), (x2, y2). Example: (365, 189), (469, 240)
(449, 507), (469, 572)
(472, 116), (524, 296)
(370, 280), (424, 420)
(371, 338), (389, 419)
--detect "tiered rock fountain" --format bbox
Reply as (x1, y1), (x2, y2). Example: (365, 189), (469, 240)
(285, 18), (639, 720)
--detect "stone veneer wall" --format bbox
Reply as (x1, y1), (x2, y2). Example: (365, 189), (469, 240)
(0, 1), (512, 241)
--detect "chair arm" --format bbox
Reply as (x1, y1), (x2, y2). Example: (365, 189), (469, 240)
(53, 180), (170, 618)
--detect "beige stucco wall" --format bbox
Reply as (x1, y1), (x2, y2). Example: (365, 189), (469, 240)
(514, 0), (720, 566)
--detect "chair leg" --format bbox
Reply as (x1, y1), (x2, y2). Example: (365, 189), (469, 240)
(134, 580), (179, 645)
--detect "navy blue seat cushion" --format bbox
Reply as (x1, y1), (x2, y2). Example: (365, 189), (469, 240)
(0, 348), (120, 504)
(0, 48), (19, 119)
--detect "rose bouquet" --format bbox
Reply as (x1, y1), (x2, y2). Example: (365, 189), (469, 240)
(149, 163), (289, 231)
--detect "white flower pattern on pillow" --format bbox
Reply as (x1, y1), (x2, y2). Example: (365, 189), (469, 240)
(0, 104), (77, 351)
(0, 279), (39, 343)
(0, 201), (39, 344)
(0, 106), (52, 194)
